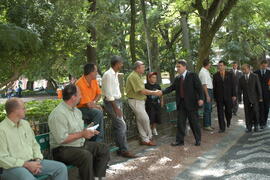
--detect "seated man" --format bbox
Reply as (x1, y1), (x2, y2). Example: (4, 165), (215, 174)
(76, 63), (104, 142)
(48, 84), (110, 180)
(0, 98), (67, 180)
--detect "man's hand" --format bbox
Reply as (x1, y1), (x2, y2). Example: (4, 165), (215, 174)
(81, 129), (98, 139)
(87, 101), (103, 111)
(95, 105), (103, 111)
(206, 96), (211, 103)
(198, 100), (204, 106)
(153, 90), (162, 96)
(259, 99), (263, 102)
(160, 101), (164, 108)
(232, 96), (237, 102)
(114, 107), (123, 118)
(23, 161), (42, 174)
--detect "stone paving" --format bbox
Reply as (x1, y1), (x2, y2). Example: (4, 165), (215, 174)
(176, 114), (270, 180)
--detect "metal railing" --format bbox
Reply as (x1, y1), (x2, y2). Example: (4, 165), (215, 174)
(30, 95), (178, 145)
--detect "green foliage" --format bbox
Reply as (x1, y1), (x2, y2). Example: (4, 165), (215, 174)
(215, 0), (270, 66)
(0, 99), (62, 122)
(0, 0), (90, 87)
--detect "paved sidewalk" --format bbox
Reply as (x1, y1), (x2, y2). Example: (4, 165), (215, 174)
(105, 105), (248, 180)
(176, 113), (270, 180)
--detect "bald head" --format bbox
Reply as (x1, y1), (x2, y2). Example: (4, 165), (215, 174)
(134, 61), (145, 74)
(5, 98), (22, 115)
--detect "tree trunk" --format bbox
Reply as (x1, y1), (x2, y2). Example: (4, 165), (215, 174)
(86, 0), (97, 64)
(140, 0), (153, 71)
(47, 77), (57, 90)
(194, 0), (239, 72)
(180, 12), (193, 70)
(130, 0), (136, 63)
(26, 81), (34, 90)
(151, 36), (161, 83)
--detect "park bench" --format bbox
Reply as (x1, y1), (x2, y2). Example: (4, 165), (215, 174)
(165, 101), (177, 122)
(34, 133), (119, 180)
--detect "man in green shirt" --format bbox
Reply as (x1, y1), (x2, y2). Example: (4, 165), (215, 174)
(126, 61), (161, 146)
(0, 98), (67, 180)
(48, 84), (110, 180)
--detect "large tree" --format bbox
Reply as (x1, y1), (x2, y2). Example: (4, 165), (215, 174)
(193, 0), (238, 71)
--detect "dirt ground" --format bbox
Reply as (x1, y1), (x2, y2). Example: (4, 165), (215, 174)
(105, 105), (246, 180)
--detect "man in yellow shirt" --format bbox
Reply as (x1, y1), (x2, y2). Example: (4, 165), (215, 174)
(76, 63), (104, 142)
(126, 61), (162, 146)
(0, 98), (67, 180)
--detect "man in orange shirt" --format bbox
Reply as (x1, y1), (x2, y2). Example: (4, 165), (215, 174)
(76, 63), (104, 142)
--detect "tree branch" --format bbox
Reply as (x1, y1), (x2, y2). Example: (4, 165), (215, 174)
(193, 0), (206, 15)
(210, 0), (238, 35)
(207, 0), (222, 21)
(171, 27), (182, 45)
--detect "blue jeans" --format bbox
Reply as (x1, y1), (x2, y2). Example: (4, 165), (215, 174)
(203, 89), (213, 127)
(1, 160), (67, 180)
(104, 99), (128, 152)
(79, 107), (104, 142)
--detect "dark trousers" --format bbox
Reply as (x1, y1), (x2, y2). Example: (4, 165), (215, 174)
(176, 105), (201, 143)
(52, 141), (110, 180)
(244, 102), (259, 130)
(259, 100), (270, 127)
(216, 99), (232, 131)
(79, 107), (104, 142)
(103, 99), (128, 152)
(232, 98), (239, 114)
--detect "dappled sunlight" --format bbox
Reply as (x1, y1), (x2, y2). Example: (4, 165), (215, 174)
(237, 119), (245, 126)
(148, 156), (172, 172)
(173, 164), (182, 169)
(192, 168), (226, 177)
(238, 104), (244, 109)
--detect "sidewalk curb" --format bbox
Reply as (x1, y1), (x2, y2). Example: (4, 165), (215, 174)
(175, 125), (246, 180)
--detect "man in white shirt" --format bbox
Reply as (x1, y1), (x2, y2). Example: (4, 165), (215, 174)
(102, 56), (137, 158)
(199, 59), (214, 131)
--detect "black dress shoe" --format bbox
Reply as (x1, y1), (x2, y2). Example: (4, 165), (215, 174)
(171, 142), (184, 146)
(195, 141), (201, 146)
(246, 129), (252, 133)
(254, 127), (259, 132)
(218, 130), (225, 133)
(227, 123), (230, 128)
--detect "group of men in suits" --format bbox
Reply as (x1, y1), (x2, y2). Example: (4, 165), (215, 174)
(163, 59), (269, 147)
(210, 60), (269, 133)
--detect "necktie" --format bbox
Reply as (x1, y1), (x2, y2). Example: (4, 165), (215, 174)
(180, 75), (184, 98)
(221, 72), (225, 80)
(262, 70), (265, 76)
(245, 74), (248, 81)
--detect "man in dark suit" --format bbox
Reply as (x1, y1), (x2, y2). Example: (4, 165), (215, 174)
(239, 64), (263, 132)
(213, 61), (236, 133)
(231, 62), (243, 115)
(254, 60), (270, 129)
(161, 60), (204, 146)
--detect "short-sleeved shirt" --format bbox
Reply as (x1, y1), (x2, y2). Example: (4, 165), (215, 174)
(48, 102), (85, 149)
(76, 76), (102, 108)
(126, 71), (146, 100)
(199, 67), (213, 89)
(0, 118), (43, 169)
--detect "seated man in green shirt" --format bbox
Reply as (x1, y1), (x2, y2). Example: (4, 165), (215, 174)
(126, 61), (162, 146)
(0, 98), (67, 180)
(48, 84), (110, 180)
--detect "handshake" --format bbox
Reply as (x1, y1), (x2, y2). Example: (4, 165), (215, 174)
(152, 90), (163, 96)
